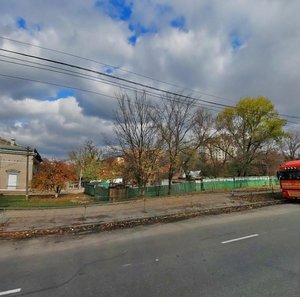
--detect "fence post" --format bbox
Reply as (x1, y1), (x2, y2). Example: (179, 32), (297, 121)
(231, 177), (235, 196)
(270, 176), (274, 193)
(201, 178), (204, 191)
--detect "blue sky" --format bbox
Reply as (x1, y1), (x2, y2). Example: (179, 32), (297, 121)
(17, 17), (27, 29)
(46, 89), (76, 101)
(96, 0), (187, 45)
(96, 0), (133, 21)
(0, 0), (299, 157)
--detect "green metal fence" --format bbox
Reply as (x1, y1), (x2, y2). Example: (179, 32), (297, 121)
(84, 176), (279, 201)
(201, 176), (278, 191)
(84, 184), (109, 201)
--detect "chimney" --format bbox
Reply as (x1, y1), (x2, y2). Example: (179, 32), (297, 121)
(10, 138), (16, 146)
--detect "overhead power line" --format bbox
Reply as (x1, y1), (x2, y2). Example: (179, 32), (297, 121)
(0, 58), (218, 110)
(0, 72), (225, 113)
(0, 47), (232, 109)
(1, 70), (299, 125)
(0, 54), (226, 114)
(0, 72), (117, 99)
(0, 35), (235, 102)
(0, 45), (299, 124)
(0, 56), (165, 98)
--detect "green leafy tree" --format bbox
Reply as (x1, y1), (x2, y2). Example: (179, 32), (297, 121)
(216, 96), (287, 176)
(69, 140), (102, 185)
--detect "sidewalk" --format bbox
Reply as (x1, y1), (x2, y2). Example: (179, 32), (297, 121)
(0, 192), (282, 238)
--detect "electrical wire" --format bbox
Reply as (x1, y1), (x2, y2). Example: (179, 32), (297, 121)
(0, 47), (299, 123)
(0, 48), (232, 109)
(0, 72), (225, 113)
(0, 35), (236, 103)
(0, 55), (227, 112)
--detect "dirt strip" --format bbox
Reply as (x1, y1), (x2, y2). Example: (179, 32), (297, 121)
(0, 200), (284, 239)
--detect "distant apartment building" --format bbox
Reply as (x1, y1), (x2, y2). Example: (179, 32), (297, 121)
(200, 135), (237, 162)
(0, 137), (42, 191)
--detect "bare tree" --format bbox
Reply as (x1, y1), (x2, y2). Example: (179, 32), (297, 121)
(280, 130), (300, 161)
(114, 91), (161, 195)
(204, 133), (234, 177)
(251, 141), (283, 175)
(152, 93), (195, 194)
(180, 107), (214, 175)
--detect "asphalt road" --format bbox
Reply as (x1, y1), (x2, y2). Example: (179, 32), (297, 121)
(1, 204), (300, 297)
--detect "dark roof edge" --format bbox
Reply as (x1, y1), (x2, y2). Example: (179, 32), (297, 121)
(0, 146), (43, 162)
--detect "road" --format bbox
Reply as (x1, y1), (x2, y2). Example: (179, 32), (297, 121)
(1, 204), (300, 297)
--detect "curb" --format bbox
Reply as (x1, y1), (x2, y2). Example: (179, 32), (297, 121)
(0, 200), (284, 239)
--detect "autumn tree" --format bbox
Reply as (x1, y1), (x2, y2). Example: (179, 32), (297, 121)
(32, 159), (77, 198)
(216, 96), (287, 176)
(114, 91), (162, 195)
(69, 140), (102, 186)
(98, 156), (124, 182)
(152, 93), (195, 194)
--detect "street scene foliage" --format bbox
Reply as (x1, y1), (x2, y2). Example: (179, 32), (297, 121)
(112, 93), (288, 188)
(68, 140), (103, 184)
(216, 96), (287, 176)
(32, 93), (293, 196)
(31, 159), (77, 197)
(114, 91), (162, 195)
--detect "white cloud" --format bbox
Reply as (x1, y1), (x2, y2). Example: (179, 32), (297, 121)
(0, 95), (115, 157)
(0, 0), (299, 157)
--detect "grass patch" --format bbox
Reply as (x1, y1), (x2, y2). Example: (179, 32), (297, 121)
(0, 193), (94, 208)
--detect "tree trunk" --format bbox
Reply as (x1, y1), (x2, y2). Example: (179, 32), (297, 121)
(139, 186), (145, 197)
(78, 168), (82, 189)
(168, 171), (172, 195)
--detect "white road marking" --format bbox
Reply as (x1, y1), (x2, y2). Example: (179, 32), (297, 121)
(0, 288), (22, 296)
(221, 234), (259, 244)
(122, 263), (132, 267)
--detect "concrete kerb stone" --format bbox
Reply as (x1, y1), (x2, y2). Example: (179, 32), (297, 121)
(0, 199), (285, 240)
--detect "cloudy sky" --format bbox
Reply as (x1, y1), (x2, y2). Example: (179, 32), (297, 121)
(0, 0), (299, 158)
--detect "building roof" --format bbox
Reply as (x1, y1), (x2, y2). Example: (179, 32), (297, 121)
(0, 137), (11, 145)
(0, 137), (42, 162)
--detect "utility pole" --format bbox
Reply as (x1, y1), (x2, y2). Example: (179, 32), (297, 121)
(25, 146), (30, 200)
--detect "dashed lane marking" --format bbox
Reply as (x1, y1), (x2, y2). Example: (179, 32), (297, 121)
(221, 234), (259, 244)
(0, 288), (22, 296)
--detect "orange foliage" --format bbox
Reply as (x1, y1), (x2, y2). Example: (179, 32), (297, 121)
(32, 159), (77, 197)
(99, 157), (124, 182)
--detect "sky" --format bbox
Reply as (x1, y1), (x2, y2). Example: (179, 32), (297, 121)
(0, 0), (300, 158)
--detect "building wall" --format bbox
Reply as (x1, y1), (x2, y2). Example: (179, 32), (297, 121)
(0, 153), (34, 190)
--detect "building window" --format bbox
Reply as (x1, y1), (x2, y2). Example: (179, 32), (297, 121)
(6, 169), (20, 190)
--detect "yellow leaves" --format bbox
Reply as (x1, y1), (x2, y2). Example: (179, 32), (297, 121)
(217, 96), (286, 138)
(215, 96), (287, 175)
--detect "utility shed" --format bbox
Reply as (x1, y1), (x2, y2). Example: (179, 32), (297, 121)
(0, 137), (42, 191)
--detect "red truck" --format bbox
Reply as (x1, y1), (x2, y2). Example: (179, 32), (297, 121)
(278, 160), (300, 199)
